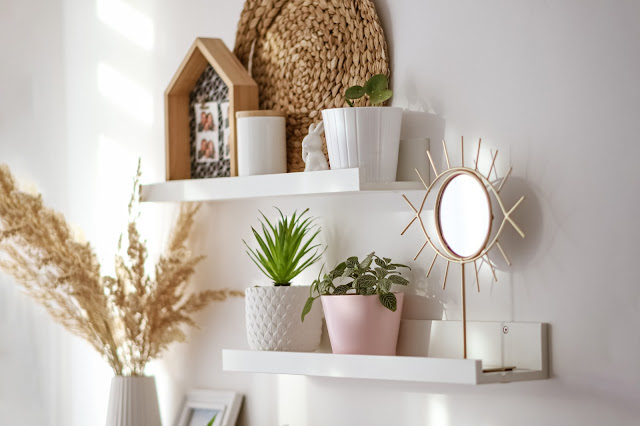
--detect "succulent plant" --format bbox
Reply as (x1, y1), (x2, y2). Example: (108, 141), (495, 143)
(244, 208), (325, 286)
(344, 74), (393, 107)
(301, 252), (410, 321)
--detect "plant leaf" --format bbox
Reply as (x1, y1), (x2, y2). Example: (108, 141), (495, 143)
(378, 278), (392, 292)
(333, 284), (352, 295)
(345, 85), (365, 100)
(389, 275), (409, 286)
(355, 274), (376, 289)
(374, 267), (387, 279)
(364, 74), (388, 94)
(374, 258), (386, 268)
(379, 292), (397, 312)
(383, 257), (392, 264)
(369, 89), (393, 106)
(301, 297), (315, 322)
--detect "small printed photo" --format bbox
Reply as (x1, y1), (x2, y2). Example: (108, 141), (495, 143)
(187, 408), (222, 426)
(196, 135), (219, 162)
(196, 102), (218, 132)
(220, 102), (231, 160)
(195, 101), (219, 163)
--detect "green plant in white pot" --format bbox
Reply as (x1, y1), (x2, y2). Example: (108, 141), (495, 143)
(301, 252), (410, 356)
(243, 208), (325, 351)
(322, 74), (403, 182)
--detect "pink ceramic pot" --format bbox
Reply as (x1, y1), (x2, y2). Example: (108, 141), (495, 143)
(321, 293), (404, 355)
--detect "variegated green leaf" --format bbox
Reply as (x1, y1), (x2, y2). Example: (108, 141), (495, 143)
(333, 284), (352, 295)
(389, 275), (409, 286)
(379, 292), (397, 312)
(378, 278), (392, 292)
(356, 275), (376, 289)
(301, 297), (314, 322)
(374, 267), (387, 279)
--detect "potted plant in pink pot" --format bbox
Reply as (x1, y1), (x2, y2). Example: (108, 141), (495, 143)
(301, 252), (410, 356)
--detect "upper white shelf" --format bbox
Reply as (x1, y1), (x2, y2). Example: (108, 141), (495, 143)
(140, 168), (425, 203)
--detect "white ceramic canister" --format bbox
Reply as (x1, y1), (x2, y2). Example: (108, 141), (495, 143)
(236, 110), (287, 176)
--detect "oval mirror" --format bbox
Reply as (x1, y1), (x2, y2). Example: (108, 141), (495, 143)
(436, 173), (492, 258)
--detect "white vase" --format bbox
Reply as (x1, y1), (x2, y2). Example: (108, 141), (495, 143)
(321, 106), (403, 182)
(106, 376), (161, 426)
(245, 286), (322, 351)
(236, 110), (287, 176)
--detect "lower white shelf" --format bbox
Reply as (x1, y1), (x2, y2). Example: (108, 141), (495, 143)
(222, 349), (546, 385)
(222, 320), (549, 385)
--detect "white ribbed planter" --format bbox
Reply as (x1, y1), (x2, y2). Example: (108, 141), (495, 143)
(106, 376), (161, 426)
(322, 107), (403, 182)
(245, 286), (322, 352)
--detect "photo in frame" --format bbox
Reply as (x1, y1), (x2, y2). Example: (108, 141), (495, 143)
(176, 389), (242, 426)
(194, 101), (220, 163)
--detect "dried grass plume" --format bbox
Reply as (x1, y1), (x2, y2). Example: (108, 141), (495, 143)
(0, 161), (242, 375)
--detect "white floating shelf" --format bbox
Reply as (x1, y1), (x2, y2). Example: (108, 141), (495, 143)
(140, 168), (425, 203)
(222, 320), (549, 385)
(222, 350), (545, 385)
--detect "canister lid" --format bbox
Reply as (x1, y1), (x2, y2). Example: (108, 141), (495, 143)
(236, 110), (286, 118)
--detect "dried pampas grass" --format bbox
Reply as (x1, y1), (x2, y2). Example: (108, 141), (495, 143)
(0, 161), (242, 376)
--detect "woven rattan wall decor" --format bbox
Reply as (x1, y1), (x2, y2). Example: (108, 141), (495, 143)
(234, 0), (391, 173)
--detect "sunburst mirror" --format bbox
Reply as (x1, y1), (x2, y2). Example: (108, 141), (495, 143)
(401, 137), (525, 359)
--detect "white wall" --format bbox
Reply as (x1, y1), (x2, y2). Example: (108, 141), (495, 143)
(1, 0), (639, 425)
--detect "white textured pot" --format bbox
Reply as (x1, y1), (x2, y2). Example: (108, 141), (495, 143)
(322, 106), (403, 182)
(245, 286), (322, 351)
(106, 376), (161, 426)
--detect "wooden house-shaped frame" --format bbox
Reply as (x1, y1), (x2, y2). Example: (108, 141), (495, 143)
(165, 38), (258, 180)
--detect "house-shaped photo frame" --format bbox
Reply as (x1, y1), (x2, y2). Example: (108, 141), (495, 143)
(165, 38), (258, 180)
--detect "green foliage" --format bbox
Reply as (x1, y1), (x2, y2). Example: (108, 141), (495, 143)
(244, 208), (325, 286)
(207, 414), (217, 426)
(301, 252), (410, 321)
(344, 74), (393, 107)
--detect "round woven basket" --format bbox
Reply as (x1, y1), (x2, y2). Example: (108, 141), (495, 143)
(234, 0), (391, 172)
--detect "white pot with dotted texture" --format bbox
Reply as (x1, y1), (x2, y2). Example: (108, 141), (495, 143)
(245, 286), (322, 352)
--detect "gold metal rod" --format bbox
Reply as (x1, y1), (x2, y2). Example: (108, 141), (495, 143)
(400, 216), (417, 235)
(496, 241), (512, 266)
(414, 240), (429, 261)
(415, 169), (428, 189)
(497, 167), (512, 193)
(442, 261), (450, 290)
(475, 138), (482, 171)
(461, 136), (464, 167)
(427, 151), (438, 177)
(462, 264), (467, 359)
(443, 140), (451, 169)
(402, 194), (418, 213)
(427, 252), (438, 277)
(487, 150), (499, 180)
(484, 255), (498, 282)
(505, 196), (526, 238)
(474, 259), (480, 292)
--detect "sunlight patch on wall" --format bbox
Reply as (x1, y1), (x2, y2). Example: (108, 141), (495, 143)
(97, 62), (153, 126)
(427, 394), (450, 426)
(96, 133), (138, 275)
(277, 375), (308, 426)
(96, 0), (154, 50)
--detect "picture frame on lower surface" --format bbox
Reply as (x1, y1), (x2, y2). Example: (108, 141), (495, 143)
(176, 389), (243, 426)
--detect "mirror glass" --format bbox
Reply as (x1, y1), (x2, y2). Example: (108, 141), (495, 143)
(437, 173), (491, 258)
